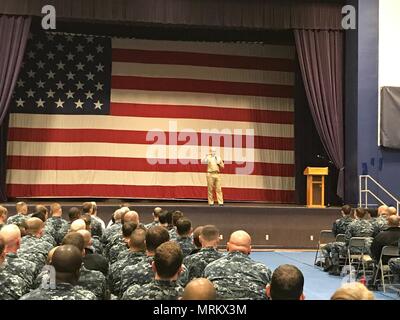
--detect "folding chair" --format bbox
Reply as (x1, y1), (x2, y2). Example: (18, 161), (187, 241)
(372, 245), (400, 292)
(314, 230), (335, 267)
(335, 234), (346, 243)
(344, 237), (372, 280)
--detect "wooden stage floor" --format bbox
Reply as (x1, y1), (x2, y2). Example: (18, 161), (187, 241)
(2, 200), (340, 249)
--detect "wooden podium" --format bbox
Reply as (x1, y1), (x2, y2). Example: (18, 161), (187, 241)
(303, 167), (329, 208)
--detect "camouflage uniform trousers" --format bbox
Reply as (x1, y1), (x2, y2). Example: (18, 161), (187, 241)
(19, 282), (97, 300)
(121, 279), (183, 300)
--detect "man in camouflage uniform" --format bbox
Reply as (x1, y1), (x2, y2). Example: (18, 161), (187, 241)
(388, 238), (400, 281)
(109, 228), (146, 296)
(120, 225), (171, 295)
(371, 205), (389, 236)
(204, 230), (272, 300)
(58, 207), (82, 243)
(18, 218), (53, 272)
(61, 232), (108, 299)
(145, 207), (162, 229)
(122, 241), (184, 300)
(0, 224), (38, 289)
(20, 245), (96, 300)
(45, 203), (68, 244)
(0, 234), (28, 300)
(183, 225), (224, 281)
(320, 205), (353, 269)
(174, 217), (195, 257)
(7, 201), (29, 227)
(108, 222), (137, 264)
(328, 208), (374, 276)
(82, 202), (103, 238)
(0, 206), (8, 231)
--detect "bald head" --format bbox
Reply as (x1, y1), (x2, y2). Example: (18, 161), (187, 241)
(52, 245), (82, 284)
(77, 229), (92, 248)
(124, 211), (139, 224)
(378, 205), (389, 217)
(227, 230), (252, 254)
(0, 224), (21, 253)
(388, 207), (397, 216)
(26, 217), (44, 237)
(182, 278), (217, 300)
(70, 219), (86, 232)
(387, 215), (400, 228)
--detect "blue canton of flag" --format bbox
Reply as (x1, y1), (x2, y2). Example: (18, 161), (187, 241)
(12, 31), (111, 115)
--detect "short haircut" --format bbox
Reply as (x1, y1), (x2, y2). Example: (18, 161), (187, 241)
(153, 207), (162, 218)
(158, 210), (170, 225)
(354, 207), (366, 219)
(130, 228), (146, 251)
(200, 225), (219, 241)
(35, 205), (48, 215)
(331, 283), (374, 300)
(154, 241), (183, 278)
(31, 211), (46, 222)
(341, 205), (352, 216)
(146, 226), (170, 252)
(193, 226), (203, 248)
(68, 207), (81, 221)
(172, 210), (184, 226)
(62, 232), (85, 251)
(82, 202), (93, 214)
(270, 264), (304, 300)
(176, 218), (192, 236)
(122, 222), (137, 238)
(16, 202), (27, 212)
(26, 218), (44, 235)
(50, 203), (61, 213)
(0, 235), (5, 255)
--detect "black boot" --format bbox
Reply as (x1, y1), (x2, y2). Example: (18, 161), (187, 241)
(329, 266), (341, 276)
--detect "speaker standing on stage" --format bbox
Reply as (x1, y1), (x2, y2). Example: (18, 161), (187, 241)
(202, 147), (224, 206)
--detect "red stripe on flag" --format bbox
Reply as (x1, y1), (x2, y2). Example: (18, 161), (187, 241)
(110, 103), (294, 124)
(8, 128), (294, 150)
(6, 156), (295, 177)
(111, 76), (293, 98)
(112, 49), (294, 72)
(6, 184), (295, 203)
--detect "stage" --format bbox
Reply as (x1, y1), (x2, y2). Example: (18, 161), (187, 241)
(3, 201), (340, 249)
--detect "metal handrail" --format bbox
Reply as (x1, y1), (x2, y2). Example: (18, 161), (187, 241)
(359, 175), (400, 213)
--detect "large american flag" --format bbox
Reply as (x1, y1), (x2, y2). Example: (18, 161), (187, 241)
(6, 32), (295, 202)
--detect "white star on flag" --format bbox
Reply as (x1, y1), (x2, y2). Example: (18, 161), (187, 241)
(76, 62), (85, 71)
(57, 61), (65, 70)
(86, 54), (94, 62)
(76, 44), (84, 52)
(66, 90), (75, 99)
(27, 70), (35, 78)
(36, 99), (45, 108)
(55, 98), (64, 108)
(26, 89), (35, 98)
(37, 80), (45, 88)
(17, 79), (24, 87)
(66, 72), (75, 80)
(47, 52), (55, 60)
(66, 53), (75, 61)
(94, 100), (103, 110)
(95, 82), (103, 91)
(16, 98), (24, 107)
(86, 73), (95, 81)
(56, 81), (65, 90)
(96, 63), (104, 72)
(46, 70), (56, 79)
(96, 45), (104, 53)
(85, 91), (94, 99)
(75, 99), (84, 109)
(56, 43), (64, 51)
(76, 82), (84, 90)
(46, 89), (55, 98)
(37, 61), (45, 69)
